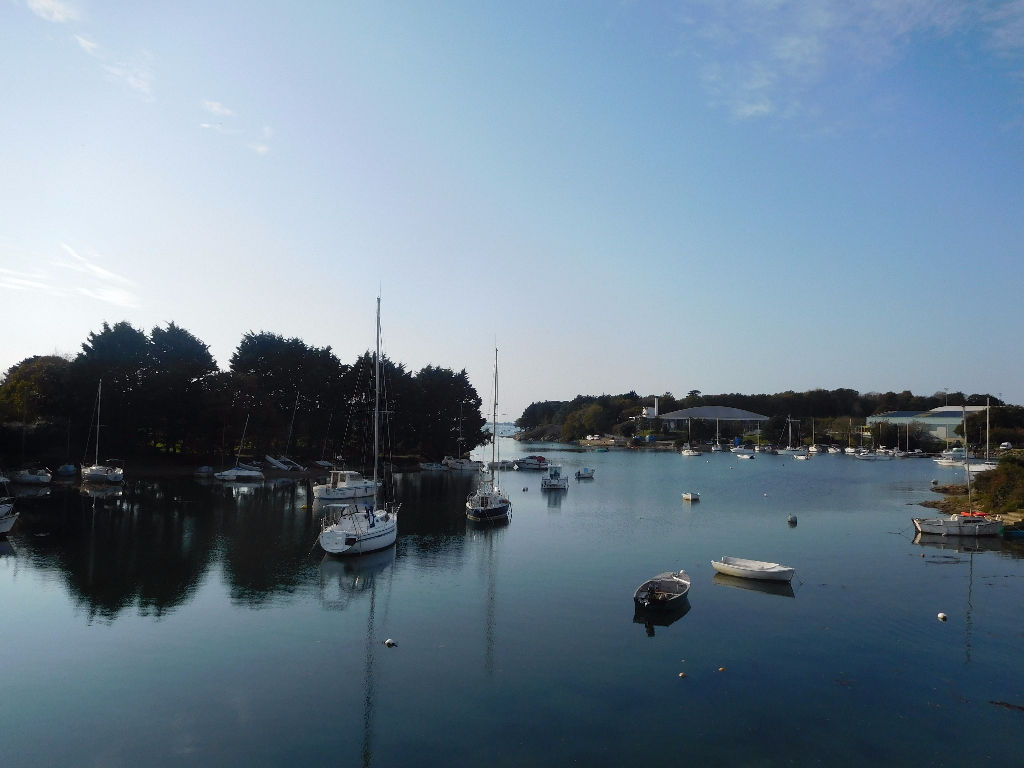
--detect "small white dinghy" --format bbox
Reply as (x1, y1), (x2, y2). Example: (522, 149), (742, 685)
(681, 491), (700, 502)
(711, 556), (795, 583)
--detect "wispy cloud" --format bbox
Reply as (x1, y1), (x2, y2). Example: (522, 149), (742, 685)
(203, 100), (235, 117)
(671, 0), (1023, 122)
(103, 53), (155, 99)
(58, 243), (135, 286)
(200, 122), (242, 135)
(78, 286), (141, 307)
(201, 102), (272, 155)
(248, 125), (274, 156)
(22, 0), (157, 100)
(0, 244), (141, 309)
(75, 34), (98, 55)
(28, 0), (78, 23)
(0, 267), (55, 294)
(984, 0), (1024, 56)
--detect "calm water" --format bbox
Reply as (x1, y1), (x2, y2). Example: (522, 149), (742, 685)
(3, 442), (1024, 767)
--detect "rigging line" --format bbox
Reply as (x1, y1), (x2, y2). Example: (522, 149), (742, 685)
(340, 355), (370, 467)
(82, 382), (101, 462)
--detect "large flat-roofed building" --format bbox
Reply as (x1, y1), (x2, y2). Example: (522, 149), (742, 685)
(868, 406), (990, 444)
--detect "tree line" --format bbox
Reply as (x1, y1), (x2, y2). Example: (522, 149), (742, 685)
(516, 388), (1024, 449)
(0, 321), (486, 468)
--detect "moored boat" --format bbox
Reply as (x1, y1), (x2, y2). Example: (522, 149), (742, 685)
(633, 570), (691, 610)
(681, 491), (699, 502)
(442, 456), (485, 472)
(540, 464), (568, 490)
(10, 465), (52, 485)
(912, 512), (1002, 537)
(214, 414), (263, 482)
(711, 556), (795, 582)
(213, 465), (264, 482)
(513, 455), (549, 471)
(83, 461), (125, 483)
(82, 380), (125, 484)
(312, 469), (379, 501)
(575, 467), (595, 480)
(466, 348), (512, 524)
(319, 297), (399, 556)
(0, 490), (17, 536)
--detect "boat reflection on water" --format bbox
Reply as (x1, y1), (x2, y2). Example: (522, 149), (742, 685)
(0, 540), (14, 557)
(711, 572), (796, 598)
(12, 484), (51, 499)
(912, 532), (1005, 555)
(633, 596), (691, 637)
(545, 489), (566, 510)
(319, 547), (396, 768)
(318, 548), (396, 609)
(80, 484), (123, 500)
(219, 481), (264, 498)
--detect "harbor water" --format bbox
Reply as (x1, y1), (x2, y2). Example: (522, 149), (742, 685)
(3, 441), (1023, 766)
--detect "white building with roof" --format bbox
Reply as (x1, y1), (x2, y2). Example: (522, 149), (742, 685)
(867, 405), (990, 444)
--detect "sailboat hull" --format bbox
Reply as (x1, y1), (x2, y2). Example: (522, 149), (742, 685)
(0, 500), (17, 535)
(320, 507), (398, 555)
(912, 516), (1002, 536)
(83, 465), (124, 483)
(466, 499), (511, 523)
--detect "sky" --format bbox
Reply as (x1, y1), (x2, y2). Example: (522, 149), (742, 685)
(2, 0), (1023, 421)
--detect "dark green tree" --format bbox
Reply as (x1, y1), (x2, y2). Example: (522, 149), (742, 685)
(144, 322), (218, 453)
(70, 321), (151, 455)
(229, 332), (346, 457)
(407, 365), (484, 459)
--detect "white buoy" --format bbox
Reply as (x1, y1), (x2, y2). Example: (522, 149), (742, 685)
(937, 613), (947, 622)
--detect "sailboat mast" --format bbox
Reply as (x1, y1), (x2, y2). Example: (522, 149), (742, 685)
(373, 296), (381, 509)
(986, 398), (990, 462)
(95, 379), (102, 466)
(492, 347), (499, 488)
(962, 406), (972, 505)
(237, 413), (250, 465)
(285, 391), (299, 457)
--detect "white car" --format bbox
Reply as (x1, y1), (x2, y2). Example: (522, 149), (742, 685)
(999, 441), (1013, 450)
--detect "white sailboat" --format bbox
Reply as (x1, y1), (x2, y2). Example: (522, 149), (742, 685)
(0, 477), (17, 536)
(913, 406), (1002, 536)
(214, 414), (265, 481)
(82, 380), (125, 484)
(319, 297), (399, 555)
(679, 417), (702, 456)
(312, 469), (379, 501)
(466, 348), (512, 523)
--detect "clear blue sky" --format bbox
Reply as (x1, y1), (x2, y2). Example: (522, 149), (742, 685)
(3, 0), (1023, 420)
